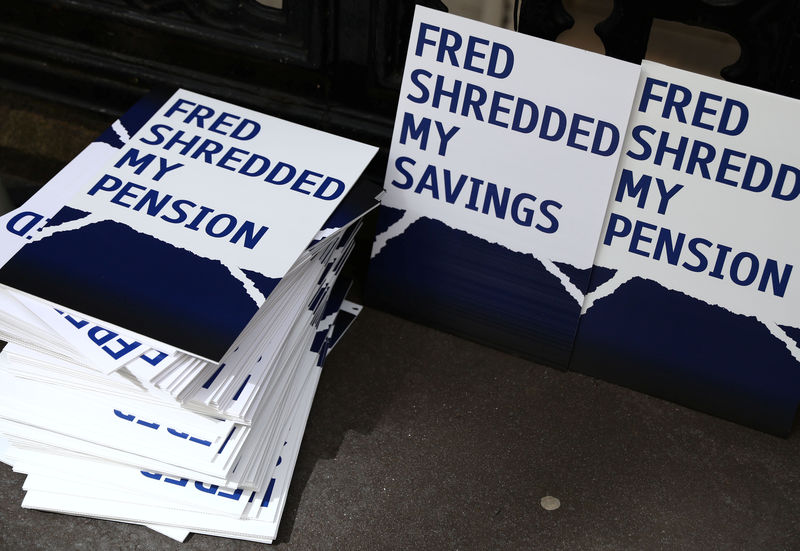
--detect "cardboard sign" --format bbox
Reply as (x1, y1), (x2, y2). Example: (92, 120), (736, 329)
(0, 89), (376, 361)
(367, 6), (640, 367)
(572, 61), (800, 434)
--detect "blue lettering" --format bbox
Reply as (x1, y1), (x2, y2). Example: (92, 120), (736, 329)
(603, 213), (632, 246)
(481, 182), (509, 219)
(414, 164), (439, 199)
(208, 112), (240, 135)
(715, 148), (747, 186)
(434, 121), (460, 156)
(488, 91), (514, 128)
(260, 479), (276, 507)
(535, 199), (561, 234)
(205, 214), (238, 239)
(443, 170), (467, 204)
(692, 91), (722, 131)
(110, 181), (146, 208)
(685, 139), (715, 179)
(217, 488), (244, 501)
(391, 156), (415, 190)
(314, 176), (345, 200)
(114, 148), (156, 175)
(464, 35), (489, 73)
(663, 83), (691, 123)
(654, 178), (683, 215)
(141, 350), (168, 366)
(511, 98), (538, 134)
(487, 42), (514, 78)
(539, 106), (566, 142)
(407, 69), (432, 104)
(432, 74), (462, 113)
(741, 156), (772, 192)
(229, 118), (260, 141)
(136, 419), (160, 430)
(160, 199), (196, 224)
(102, 337), (141, 360)
(164, 476), (189, 487)
(629, 220), (657, 257)
(414, 23), (439, 57)
(163, 98), (195, 119)
(615, 169), (652, 209)
(167, 428), (189, 439)
(87, 174), (123, 196)
(163, 130), (201, 154)
(730, 252), (759, 286)
(759, 261), (793, 297)
(6, 211), (43, 238)
(113, 410), (135, 421)
(88, 326), (117, 347)
(510, 193), (536, 227)
(718, 98), (749, 135)
(231, 222), (269, 250)
(291, 169), (323, 195)
(184, 104), (214, 128)
(464, 177), (483, 212)
(184, 205), (214, 231)
(139, 123), (172, 146)
(190, 138), (224, 163)
(460, 83), (486, 120)
(638, 77), (668, 114)
(773, 164), (800, 201)
(653, 131), (689, 170)
(238, 154), (270, 177)
(566, 113), (593, 152)
(195, 482), (219, 494)
(132, 189), (172, 216)
(652, 227), (685, 265)
(216, 146), (248, 171)
(264, 162), (296, 185)
(682, 237), (712, 272)
(591, 120), (620, 156)
(400, 112), (431, 151)
(626, 125), (655, 161)
(63, 314), (89, 329)
(437, 28), (462, 65)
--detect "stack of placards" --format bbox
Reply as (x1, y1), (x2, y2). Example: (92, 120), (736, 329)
(571, 60), (800, 435)
(368, 6), (800, 435)
(366, 6), (641, 368)
(0, 88), (379, 542)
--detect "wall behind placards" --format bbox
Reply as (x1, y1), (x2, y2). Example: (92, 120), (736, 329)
(448, 0), (741, 79)
(445, 0), (515, 29)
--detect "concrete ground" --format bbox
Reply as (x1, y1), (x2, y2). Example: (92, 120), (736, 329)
(2, 306), (799, 550)
(1, 89), (799, 550)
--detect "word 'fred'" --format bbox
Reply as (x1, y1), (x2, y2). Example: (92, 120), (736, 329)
(415, 22), (514, 79)
(163, 98), (262, 141)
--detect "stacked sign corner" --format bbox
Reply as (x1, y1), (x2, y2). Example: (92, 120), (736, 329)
(571, 61), (800, 436)
(0, 88), (380, 542)
(366, 6), (641, 368)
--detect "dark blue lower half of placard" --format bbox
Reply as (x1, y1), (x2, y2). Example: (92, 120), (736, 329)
(0, 217), (277, 361)
(571, 276), (800, 435)
(366, 208), (583, 369)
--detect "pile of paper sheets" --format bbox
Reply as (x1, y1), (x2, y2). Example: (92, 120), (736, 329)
(0, 88), (380, 543)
